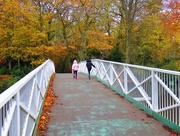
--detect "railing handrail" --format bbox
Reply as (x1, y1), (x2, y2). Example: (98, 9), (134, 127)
(94, 59), (180, 75)
(79, 59), (180, 133)
(0, 59), (55, 136)
(0, 60), (54, 109)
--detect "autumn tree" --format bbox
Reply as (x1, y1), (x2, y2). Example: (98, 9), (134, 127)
(1, 0), (180, 73)
(129, 0), (166, 67)
(106, 0), (164, 64)
(48, 0), (79, 71)
(0, 0), (67, 69)
(161, 0), (180, 70)
(69, 0), (96, 60)
(110, 0), (140, 63)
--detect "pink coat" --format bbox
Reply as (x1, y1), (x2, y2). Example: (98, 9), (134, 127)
(72, 60), (79, 71)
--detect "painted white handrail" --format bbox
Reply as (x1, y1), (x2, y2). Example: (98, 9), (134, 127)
(0, 59), (55, 136)
(79, 59), (180, 126)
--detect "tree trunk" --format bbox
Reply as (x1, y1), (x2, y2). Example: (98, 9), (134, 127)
(79, 32), (87, 61)
(8, 59), (11, 70)
(125, 26), (131, 63)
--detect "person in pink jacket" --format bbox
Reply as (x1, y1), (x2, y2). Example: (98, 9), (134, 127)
(72, 60), (79, 79)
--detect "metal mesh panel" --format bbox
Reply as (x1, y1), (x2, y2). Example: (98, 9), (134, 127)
(30, 84), (37, 114)
(9, 107), (18, 136)
(25, 116), (35, 136)
(112, 64), (124, 74)
(37, 91), (43, 113)
(127, 74), (135, 92)
(36, 70), (42, 88)
(118, 72), (125, 89)
(20, 108), (27, 135)
(20, 79), (33, 107)
(113, 79), (123, 91)
(129, 67), (151, 83)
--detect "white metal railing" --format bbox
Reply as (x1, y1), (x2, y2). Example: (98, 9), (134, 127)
(79, 59), (180, 126)
(0, 59), (55, 136)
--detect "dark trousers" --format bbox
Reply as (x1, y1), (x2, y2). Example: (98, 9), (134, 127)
(87, 68), (92, 78)
(73, 70), (78, 78)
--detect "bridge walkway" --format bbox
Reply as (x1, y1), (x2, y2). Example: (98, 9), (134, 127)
(38, 73), (174, 136)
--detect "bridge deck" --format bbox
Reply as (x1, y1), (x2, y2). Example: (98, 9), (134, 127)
(38, 73), (173, 136)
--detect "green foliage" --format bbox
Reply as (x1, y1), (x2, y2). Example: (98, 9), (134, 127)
(86, 48), (102, 59)
(161, 59), (180, 71)
(107, 47), (124, 62)
(0, 65), (35, 93)
(10, 67), (25, 77)
(9, 65), (35, 77)
(0, 67), (9, 75)
(0, 76), (21, 93)
(56, 59), (71, 73)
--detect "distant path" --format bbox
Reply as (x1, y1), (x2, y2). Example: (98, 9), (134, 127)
(41, 73), (173, 136)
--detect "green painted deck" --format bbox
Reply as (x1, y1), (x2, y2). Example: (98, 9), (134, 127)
(38, 73), (175, 136)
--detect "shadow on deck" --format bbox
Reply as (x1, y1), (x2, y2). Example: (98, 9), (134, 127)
(37, 73), (177, 136)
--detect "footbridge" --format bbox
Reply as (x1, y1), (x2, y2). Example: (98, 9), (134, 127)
(0, 59), (180, 136)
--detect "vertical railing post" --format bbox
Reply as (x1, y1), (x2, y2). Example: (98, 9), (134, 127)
(152, 70), (158, 111)
(124, 65), (128, 94)
(110, 63), (113, 85)
(16, 92), (20, 136)
(100, 62), (103, 80)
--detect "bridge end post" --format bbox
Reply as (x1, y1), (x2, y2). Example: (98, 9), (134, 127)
(152, 70), (158, 112)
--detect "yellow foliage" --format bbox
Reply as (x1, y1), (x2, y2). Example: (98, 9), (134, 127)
(84, 0), (90, 8)
(87, 30), (113, 51)
(45, 13), (55, 20)
(70, 0), (90, 7)
(54, 0), (63, 6)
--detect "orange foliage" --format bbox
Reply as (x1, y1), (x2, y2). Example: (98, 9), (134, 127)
(71, 0), (90, 7)
(87, 30), (113, 50)
(37, 73), (57, 134)
(0, 58), (5, 65)
(162, 0), (180, 38)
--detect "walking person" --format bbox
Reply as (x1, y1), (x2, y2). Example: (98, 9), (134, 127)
(86, 59), (96, 79)
(72, 60), (79, 79)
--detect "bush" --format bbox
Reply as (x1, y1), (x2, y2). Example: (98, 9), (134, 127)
(10, 65), (35, 78)
(161, 60), (180, 71)
(0, 76), (21, 93)
(0, 67), (9, 75)
(22, 65), (35, 75)
(0, 65), (35, 93)
(107, 47), (124, 62)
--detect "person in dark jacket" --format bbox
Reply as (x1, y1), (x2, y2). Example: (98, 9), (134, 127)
(86, 59), (96, 79)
